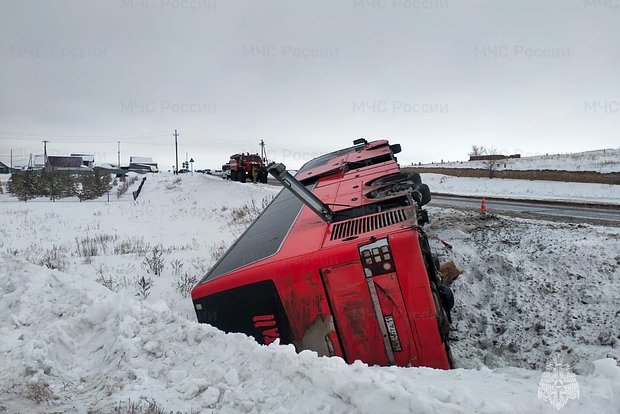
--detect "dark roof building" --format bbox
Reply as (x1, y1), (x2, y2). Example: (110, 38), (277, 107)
(71, 154), (95, 167)
(127, 156), (158, 173)
(0, 161), (12, 174)
(47, 156), (84, 169)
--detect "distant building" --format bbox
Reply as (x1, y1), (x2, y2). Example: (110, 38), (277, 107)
(128, 156), (159, 173)
(30, 155), (94, 173)
(469, 154), (521, 162)
(47, 156), (92, 172)
(33, 155), (46, 169)
(0, 161), (13, 174)
(71, 154), (95, 168)
(130, 156), (154, 164)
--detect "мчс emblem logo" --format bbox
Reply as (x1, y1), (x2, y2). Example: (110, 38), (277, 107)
(538, 355), (580, 410)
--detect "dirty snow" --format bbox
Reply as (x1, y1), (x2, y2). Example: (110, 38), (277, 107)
(422, 173), (620, 205)
(427, 208), (620, 374)
(0, 173), (619, 413)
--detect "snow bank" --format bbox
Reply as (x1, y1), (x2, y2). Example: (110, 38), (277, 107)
(422, 173), (620, 205)
(417, 148), (620, 173)
(0, 172), (619, 413)
(426, 208), (620, 374)
(1, 253), (619, 413)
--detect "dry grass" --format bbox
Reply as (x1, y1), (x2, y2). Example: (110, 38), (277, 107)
(143, 245), (165, 276)
(229, 196), (273, 225)
(111, 397), (188, 414)
(114, 236), (151, 255)
(174, 272), (198, 297)
(24, 380), (57, 405)
(116, 175), (139, 199)
(209, 241), (228, 263)
(165, 177), (183, 191)
(38, 245), (68, 271)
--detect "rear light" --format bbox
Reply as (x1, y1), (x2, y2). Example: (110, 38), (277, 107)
(359, 238), (395, 277)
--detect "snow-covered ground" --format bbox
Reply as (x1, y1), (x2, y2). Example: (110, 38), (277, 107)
(0, 173), (619, 413)
(416, 147), (620, 173)
(426, 208), (620, 374)
(422, 173), (620, 205)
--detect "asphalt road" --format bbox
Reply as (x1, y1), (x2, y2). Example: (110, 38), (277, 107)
(429, 194), (620, 226)
(266, 177), (619, 225)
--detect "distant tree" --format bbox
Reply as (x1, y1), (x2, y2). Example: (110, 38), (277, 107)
(95, 171), (112, 196)
(7, 171), (39, 202)
(35, 172), (78, 201)
(78, 171), (112, 200)
(78, 174), (96, 200)
(469, 145), (485, 158)
(57, 172), (78, 199)
(481, 147), (499, 178)
(469, 145), (501, 178)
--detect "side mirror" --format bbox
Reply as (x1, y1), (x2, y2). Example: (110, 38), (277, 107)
(389, 144), (402, 154)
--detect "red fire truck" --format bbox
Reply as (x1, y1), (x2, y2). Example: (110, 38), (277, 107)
(229, 153), (268, 183)
(191, 139), (454, 368)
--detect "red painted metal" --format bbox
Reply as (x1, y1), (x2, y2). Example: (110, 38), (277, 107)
(192, 139), (451, 369)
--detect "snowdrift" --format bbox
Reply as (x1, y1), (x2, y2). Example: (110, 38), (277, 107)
(0, 173), (618, 413)
(1, 253), (619, 413)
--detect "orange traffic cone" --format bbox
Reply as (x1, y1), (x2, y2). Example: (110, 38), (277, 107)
(480, 196), (488, 214)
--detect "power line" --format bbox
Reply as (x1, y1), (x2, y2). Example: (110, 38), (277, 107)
(0, 131), (170, 138)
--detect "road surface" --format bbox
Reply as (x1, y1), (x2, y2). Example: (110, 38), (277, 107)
(430, 194), (620, 226)
(267, 178), (619, 225)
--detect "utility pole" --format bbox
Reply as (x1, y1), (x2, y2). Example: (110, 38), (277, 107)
(174, 129), (179, 174)
(42, 140), (49, 171)
(259, 139), (269, 164)
(259, 139), (266, 163)
(117, 141), (121, 167)
(10, 149), (12, 172)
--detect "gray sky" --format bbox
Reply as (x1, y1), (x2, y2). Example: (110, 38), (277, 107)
(1, 0), (618, 170)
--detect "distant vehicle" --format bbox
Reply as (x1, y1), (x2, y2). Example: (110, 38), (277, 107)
(177, 168), (190, 174)
(221, 163), (231, 180)
(192, 139), (453, 370)
(229, 153), (268, 183)
(205, 169), (212, 175)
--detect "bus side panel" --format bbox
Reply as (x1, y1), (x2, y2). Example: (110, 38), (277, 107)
(321, 262), (388, 365)
(276, 268), (344, 359)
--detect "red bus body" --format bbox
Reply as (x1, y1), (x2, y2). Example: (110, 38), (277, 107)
(191, 140), (452, 369)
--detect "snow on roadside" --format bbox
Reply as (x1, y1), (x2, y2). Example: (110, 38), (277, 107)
(0, 172), (619, 413)
(422, 173), (620, 205)
(426, 208), (620, 374)
(417, 148), (620, 173)
(1, 253), (619, 413)
(0, 173), (279, 319)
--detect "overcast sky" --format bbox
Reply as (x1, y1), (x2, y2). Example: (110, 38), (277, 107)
(1, 0), (618, 170)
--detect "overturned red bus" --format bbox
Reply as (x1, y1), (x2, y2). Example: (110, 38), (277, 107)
(191, 139), (454, 369)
